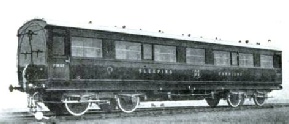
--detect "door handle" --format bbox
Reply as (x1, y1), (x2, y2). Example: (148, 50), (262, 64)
(65, 57), (70, 63)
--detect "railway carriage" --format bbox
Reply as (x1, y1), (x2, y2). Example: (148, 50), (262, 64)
(10, 19), (282, 116)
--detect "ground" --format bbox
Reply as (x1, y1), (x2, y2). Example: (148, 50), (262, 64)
(1, 105), (289, 123)
(60, 107), (289, 124)
(1, 92), (289, 123)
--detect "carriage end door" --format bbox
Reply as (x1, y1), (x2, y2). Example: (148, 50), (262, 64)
(48, 29), (70, 80)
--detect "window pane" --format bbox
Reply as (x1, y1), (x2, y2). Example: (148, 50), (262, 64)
(239, 53), (254, 67)
(260, 55), (273, 68)
(143, 44), (152, 60)
(52, 36), (65, 55)
(231, 52), (238, 66)
(186, 48), (205, 65)
(71, 39), (83, 57)
(115, 41), (141, 60)
(214, 51), (230, 66)
(154, 45), (176, 62)
(71, 37), (102, 58)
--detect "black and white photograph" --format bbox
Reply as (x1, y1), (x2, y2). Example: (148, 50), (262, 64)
(0, 0), (288, 123)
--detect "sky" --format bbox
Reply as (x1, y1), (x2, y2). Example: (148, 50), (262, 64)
(0, 0), (288, 110)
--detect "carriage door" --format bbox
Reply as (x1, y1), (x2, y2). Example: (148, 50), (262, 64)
(49, 29), (70, 80)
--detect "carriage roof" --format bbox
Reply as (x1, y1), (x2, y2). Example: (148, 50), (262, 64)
(21, 19), (281, 51)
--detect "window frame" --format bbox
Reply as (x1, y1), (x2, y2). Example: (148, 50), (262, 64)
(213, 50), (231, 66)
(71, 36), (103, 58)
(260, 54), (274, 68)
(142, 43), (153, 60)
(153, 44), (177, 63)
(115, 40), (142, 61)
(231, 52), (239, 66)
(239, 53), (254, 67)
(186, 48), (206, 65)
(52, 35), (66, 56)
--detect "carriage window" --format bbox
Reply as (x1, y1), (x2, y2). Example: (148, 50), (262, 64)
(115, 41), (141, 60)
(231, 52), (238, 66)
(260, 55), (273, 68)
(186, 48), (205, 65)
(143, 44), (152, 60)
(154, 45), (176, 62)
(239, 53), (254, 67)
(52, 36), (65, 56)
(71, 37), (102, 58)
(214, 51), (230, 66)
(273, 54), (282, 68)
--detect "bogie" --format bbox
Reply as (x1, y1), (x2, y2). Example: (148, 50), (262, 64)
(253, 93), (267, 106)
(117, 95), (140, 113)
(64, 97), (91, 116)
(227, 93), (244, 107)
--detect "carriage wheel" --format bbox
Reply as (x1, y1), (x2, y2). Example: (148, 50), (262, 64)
(117, 95), (140, 113)
(64, 97), (90, 116)
(205, 97), (220, 108)
(227, 93), (243, 107)
(253, 94), (266, 106)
